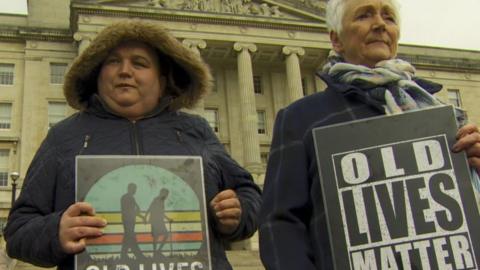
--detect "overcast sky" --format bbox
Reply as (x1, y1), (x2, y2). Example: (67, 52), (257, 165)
(0, 0), (27, 15)
(0, 0), (479, 51)
(399, 0), (480, 51)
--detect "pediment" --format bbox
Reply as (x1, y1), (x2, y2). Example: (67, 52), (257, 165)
(75, 0), (326, 24)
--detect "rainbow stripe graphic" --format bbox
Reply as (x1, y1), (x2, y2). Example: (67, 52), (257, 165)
(86, 210), (204, 259)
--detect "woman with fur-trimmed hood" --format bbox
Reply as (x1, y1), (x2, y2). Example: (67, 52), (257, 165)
(4, 21), (261, 270)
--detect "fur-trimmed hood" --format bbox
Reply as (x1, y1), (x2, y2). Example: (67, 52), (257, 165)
(64, 20), (212, 111)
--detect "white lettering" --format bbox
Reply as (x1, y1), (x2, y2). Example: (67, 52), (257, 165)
(191, 262), (204, 270)
(450, 235), (474, 269)
(380, 246), (398, 270)
(352, 249), (377, 270)
(413, 140), (444, 172)
(413, 240), (431, 270)
(178, 262), (189, 270)
(433, 237), (452, 270)
(341, 153), (370, 184)
(394, 243), (412, 270)
(381, 147), (405, 178)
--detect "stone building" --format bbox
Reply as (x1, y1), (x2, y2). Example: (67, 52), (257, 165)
(0, 0), (480, 268)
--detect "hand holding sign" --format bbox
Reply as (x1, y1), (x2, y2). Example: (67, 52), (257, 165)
(453, 123), (480, 172)
(59, 202), (107, 254)
(210, 189), (242, 235)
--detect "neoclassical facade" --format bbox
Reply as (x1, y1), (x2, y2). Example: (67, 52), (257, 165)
(0, 0), (480, 260)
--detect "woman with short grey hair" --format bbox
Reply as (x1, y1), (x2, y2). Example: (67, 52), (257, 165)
(326, 0), (400, 34)
(259, 0), (480, 269)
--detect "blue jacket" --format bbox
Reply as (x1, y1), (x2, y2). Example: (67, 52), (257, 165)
(5, 96), (262, 270)
(259, 73), (441, 269)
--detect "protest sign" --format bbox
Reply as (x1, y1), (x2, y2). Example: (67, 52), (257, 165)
(75, 156), (211, 270)
(313, 106), (480, 270)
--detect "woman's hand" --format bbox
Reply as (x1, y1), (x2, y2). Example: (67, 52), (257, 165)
(59, 202), (107, 254)
(210, 189), (242, 235)
(452, 123), (480, 172)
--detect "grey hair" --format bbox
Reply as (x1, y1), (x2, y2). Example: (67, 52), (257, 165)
(326, 0), (401, 34)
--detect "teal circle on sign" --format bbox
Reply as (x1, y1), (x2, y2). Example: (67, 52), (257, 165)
(85, 164), (200, 211)
(84, 164), (203, 258)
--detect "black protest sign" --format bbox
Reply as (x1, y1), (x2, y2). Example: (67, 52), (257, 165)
(313, 106), (480, 270)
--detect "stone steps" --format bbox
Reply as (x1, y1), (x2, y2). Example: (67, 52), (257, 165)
(227, 250), (264, 270)
(12, 261), (40, 270)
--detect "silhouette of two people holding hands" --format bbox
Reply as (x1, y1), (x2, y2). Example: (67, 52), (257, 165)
(120, 183), (171, 260)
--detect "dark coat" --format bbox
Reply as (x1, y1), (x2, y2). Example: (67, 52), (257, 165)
(4, 97), (261, 269)
(5, 20), (261, 270)
(258, 73), (441, 270)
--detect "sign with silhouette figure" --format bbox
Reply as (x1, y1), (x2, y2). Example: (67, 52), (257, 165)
(75, 156), (211, 270)
(312, 106), (480, 270)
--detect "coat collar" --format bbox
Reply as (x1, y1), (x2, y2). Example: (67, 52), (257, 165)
(316, 72), (443, 113)
(85, 94), (174, 120)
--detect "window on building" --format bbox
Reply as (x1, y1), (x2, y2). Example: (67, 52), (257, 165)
(0, 149), (9, 187)
(204, 108), (219, 133)
(257, 110), (266, 134)
(50, 63), (68, 84)
(48, 101), (67, 128)
(448, 89), (462, 107)
(0, 103), (12, 129)
(0, 63), (14, 85)
(253, 75), (262, 94)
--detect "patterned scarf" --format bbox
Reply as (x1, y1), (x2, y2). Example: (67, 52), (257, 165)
(322, 51), (480, 190)
(322, 51), (446, 115)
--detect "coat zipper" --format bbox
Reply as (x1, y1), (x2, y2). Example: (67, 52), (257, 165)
(131, 120), (141, 155)
(176, 130), (183, 143)
(175, 129), (197, 155)
(78, 134), (91, 155)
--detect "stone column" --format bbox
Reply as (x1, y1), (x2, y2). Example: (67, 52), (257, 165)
(233, 42), (261, 169)
(282, 46), (305, 104)
(182, 39), (207, 115)
(73, 32), (93, 54)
